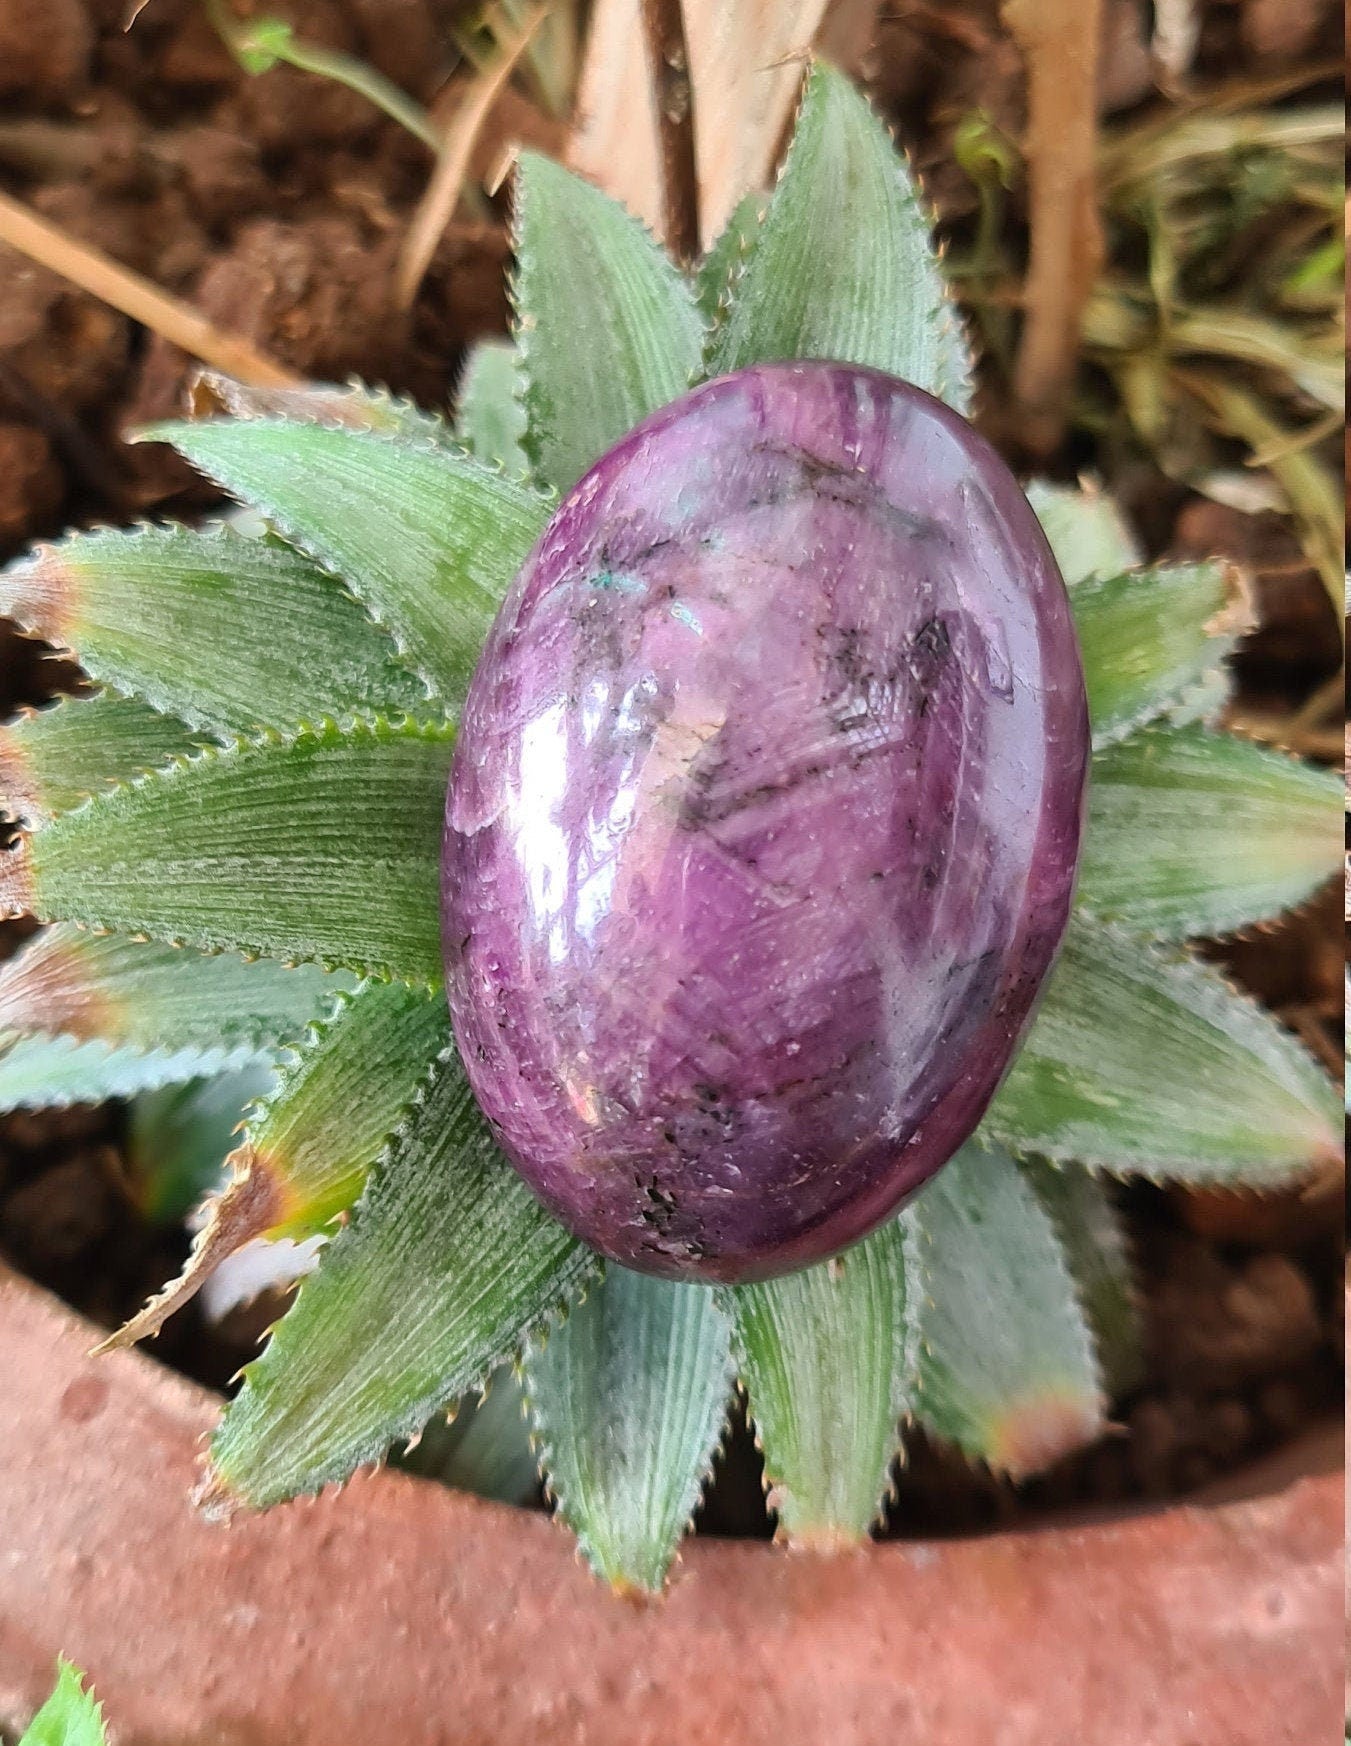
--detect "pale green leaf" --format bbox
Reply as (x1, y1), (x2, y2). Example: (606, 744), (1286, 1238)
(0, 524), (430, 734)
(455, 340), (530, 479)
(5, 718), (454, 986)
(1022, 1160), (1143, 1400)
(138, 420), (550, 707)
(193, 370), (456, 447)
(910, 1141), (1103, 1476)
(695, 190), (763, 326)
(19, 1659), (107, 1746)
(107, 978), (448, 1350)
(514, 151), (705, 492)
(0, 1032), (256, 1109)
(400, 1365), (539, 1506)
(1024, 479), (1142, 584)
(0, 692), (206, 825)
(526, 1268), (734, 1591)
(1079, 724), (1341, 937)
(709, 60), (973, 411)
(127, 1067), (273, 1224)
(208, 1048), (594, 1509)
(1068, 560), (1248, 747)
(0, 924), (346, 1058)
(239, 977), (450, 1238)
(727, 1218), (916, 1546)
(984, 914), (1340, 1183)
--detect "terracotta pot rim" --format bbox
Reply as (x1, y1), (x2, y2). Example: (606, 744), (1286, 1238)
(1, 1265), (1342, 1746)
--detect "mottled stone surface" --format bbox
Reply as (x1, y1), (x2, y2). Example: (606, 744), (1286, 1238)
(444, 363), (1088, 1281)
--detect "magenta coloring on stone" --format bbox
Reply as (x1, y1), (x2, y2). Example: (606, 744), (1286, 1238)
(443, 362), (1089, 1282)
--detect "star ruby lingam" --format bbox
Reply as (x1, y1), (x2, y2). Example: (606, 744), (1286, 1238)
(443, 362), (1089, 1282)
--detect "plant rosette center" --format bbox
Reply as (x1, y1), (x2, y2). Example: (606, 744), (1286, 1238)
(443, 361), (1089, 1282)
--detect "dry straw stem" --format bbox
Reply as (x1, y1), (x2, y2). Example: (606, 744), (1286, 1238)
(394, 5), (550, 311)
(569, 0), (834, 250)
(0, 190), (298, 390)
(1000, 0), (1106, 455)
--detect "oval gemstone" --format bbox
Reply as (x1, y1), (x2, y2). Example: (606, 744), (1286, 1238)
(443, 362), (1089, 1282)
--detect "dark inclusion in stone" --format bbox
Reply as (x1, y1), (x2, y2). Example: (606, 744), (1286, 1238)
(443, 362), (1089, 1283)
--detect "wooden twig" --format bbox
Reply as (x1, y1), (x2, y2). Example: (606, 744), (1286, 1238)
(393, 6), (549, 312)
(0, 189), (298, 389)
(640, 0), (700, 265)
(1000, 0), (1105, 455)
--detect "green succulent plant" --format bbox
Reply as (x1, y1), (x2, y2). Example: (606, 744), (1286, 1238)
(17, 1660), (107, 1746)
(0, 63), (1338, 1592)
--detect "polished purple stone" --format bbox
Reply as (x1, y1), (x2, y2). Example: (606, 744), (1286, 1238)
(443, 362), (1088, 1283)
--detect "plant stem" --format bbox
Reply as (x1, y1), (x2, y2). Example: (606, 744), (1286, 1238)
(0, 189), (298, 388)
(394, 6), (550, 310)
(206, 0), (444, 157)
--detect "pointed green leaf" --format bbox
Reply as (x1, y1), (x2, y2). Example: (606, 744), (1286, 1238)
(514, 151), (705, 493)
(127, 1067), (273, 1224)
(1024, 480), (1142, 584)
(911, 1142), (1103, 1476)
(400, 1365), (539, 1506)
(455, 340), (530, 479)
(526, 1268), (734, 1592)
(1079, 724), (1341, 937)
(0, 1032), (254, 1109)
(0, 924), (345, 1058)
(4, 718), (455, 985)
(238, 978), (450, 1238)
(984, 914), (1340, 1183)
(19, 1659), (107, 1746)
(194, 370), (456, 447)
(107, 978), (449, 1350)
(1069, 560), (1249, 747)
(138, 420), (551, 707)
(209, 1048), (594, 1509)
(709, 60), (973, 411)
(726, 1218), (916, 1546)
(0, 525), (431, 734)
(1022, 1160), (1142, 1400)
(695, 190), (763, 326)
(0, 693), (206, 825)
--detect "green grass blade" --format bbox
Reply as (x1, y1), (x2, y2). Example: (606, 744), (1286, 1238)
(1079, 724), (1341, 937)
(126, 1067), (273, 1224)
(1024, 480), (1142, 584)
(910, 1142), (1104, 1477)
(0, 693), (206, 825)
(726, 1218), (916, 1547)
(208, 1048), (595, 1510)
(513, 151), (705, 493)
(709, 60), (973, 411)
(695, 190), (763, 326)
(1069, 560), (1249, 747)
(1022, 1160), (1143, 1400)
(526, 1268), (734, 1592)
(0, 924), (345, 1058)
(18, 1659), (107, 1746)
(138, 420), (551, 708)
(3, 718), (455, 985)
(455, 340), (530, 479)
(984, 914), (1340, 1184)
(0, 525), (430, 734)
(194, 371), (457, 447)
(108, 977), (448, 1350)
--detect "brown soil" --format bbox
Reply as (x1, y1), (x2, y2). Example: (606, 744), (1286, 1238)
(0, 0), (1342, 1539)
